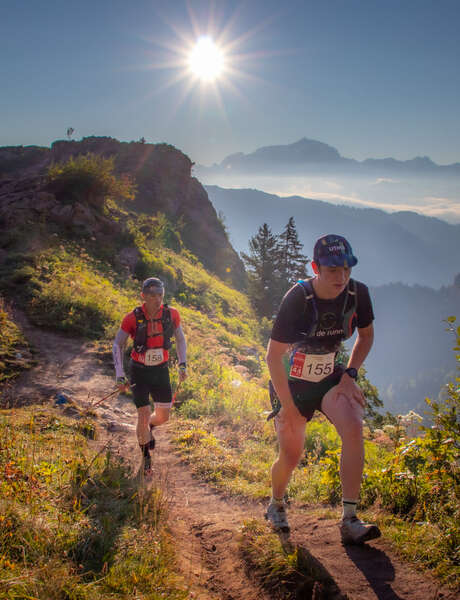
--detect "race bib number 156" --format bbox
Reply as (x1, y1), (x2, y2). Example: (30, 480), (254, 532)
(289, 352), (334, 383)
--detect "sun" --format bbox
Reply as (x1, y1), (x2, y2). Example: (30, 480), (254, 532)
(188, 36), (224, 82)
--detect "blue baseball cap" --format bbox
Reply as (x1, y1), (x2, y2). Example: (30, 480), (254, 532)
(313, 234), (358, 267)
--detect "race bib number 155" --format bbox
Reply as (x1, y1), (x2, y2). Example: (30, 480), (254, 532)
(289, 352), (334, 383)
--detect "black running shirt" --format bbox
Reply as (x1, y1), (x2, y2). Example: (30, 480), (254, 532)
(271, 280), (374, 354)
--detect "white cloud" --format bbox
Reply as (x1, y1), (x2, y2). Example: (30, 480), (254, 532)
(373, 177), (399, 185)
(260, 187), (460, 223)
(200, 172), (460, 224)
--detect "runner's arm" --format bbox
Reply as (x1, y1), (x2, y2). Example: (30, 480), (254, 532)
(112, 328), (129, 378)
(346, 323), (374, 373)
(174, 325), (187, 365)
(266, 338), (296, 412)
(335, 323), (374, 408)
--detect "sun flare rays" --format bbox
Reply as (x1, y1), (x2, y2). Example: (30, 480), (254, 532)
(188, 36), (225, 82)
(130, 5), (279, 125)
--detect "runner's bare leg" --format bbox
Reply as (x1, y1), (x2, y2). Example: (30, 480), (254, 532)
(321, 389), (364, 499)
(137, 405), (152, 445)
(271, 412), (307, 499)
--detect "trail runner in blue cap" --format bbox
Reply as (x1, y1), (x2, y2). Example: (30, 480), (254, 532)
(265, 234), (381, 544)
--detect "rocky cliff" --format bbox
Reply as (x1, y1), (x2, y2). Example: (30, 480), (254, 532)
(0, 137), (246, 288)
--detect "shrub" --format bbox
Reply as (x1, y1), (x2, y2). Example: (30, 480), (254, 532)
(48, 153), (135, 210)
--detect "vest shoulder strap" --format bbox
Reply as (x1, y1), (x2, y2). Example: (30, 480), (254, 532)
(161, 304), (174, 350)
(134, 306), (146, 321)
(296, 279), (318, 337)
(348, 278), (357, 296)
(296, 278), (314, 298)
(133, 306), (148, 353)
(343, 279), (358, 338)
(162, 303), (172, 326)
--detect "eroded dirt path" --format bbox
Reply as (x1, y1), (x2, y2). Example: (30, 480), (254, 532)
(4, 315), (457, 600)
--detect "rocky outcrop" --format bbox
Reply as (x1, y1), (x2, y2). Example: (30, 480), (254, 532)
(0, 137), (246, 289)
(0, 175), (123, 239)
(0, 147), (49, 177)
(116, 247), (141, 274)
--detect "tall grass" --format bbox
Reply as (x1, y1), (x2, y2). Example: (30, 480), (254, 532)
(0, 406), (189, 599)
(26, 246), (137, 338)
(0, 297), (34, 386)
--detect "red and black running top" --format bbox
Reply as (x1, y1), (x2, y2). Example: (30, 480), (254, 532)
(121, 303), (180, 366)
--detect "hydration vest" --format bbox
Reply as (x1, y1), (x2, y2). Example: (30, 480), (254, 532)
(296, 278), (358, 340)
(133, 304), (174, 354)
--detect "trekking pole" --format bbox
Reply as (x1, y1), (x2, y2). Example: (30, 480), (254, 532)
(92, 384), (136, 408)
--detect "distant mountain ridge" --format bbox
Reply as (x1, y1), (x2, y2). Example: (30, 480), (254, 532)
(205, 185), (460, 289)
(199, 137), (460, 177)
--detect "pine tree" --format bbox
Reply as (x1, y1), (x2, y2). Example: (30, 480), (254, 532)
(277, 216), (309, 293)
(241, 223), (280, 318)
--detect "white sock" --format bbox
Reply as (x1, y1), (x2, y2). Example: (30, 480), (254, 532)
(342, 499), (357, 520)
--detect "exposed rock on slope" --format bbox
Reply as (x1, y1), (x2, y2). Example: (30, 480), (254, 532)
(0, 137), (246, 288)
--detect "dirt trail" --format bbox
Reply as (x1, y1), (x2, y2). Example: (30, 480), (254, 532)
(5, 315), (457, 600)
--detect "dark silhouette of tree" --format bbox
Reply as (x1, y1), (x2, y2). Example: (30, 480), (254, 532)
(242, 217), (310, 318)
(241, 223), (280, 318)
(277, 216), (309, 292)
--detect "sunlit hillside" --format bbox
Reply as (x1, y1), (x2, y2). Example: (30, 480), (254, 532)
(1, 153), (459, 596)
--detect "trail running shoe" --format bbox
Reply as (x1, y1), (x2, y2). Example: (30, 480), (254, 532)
(265, 502), (290, 533)
(340, 516), (381, 545)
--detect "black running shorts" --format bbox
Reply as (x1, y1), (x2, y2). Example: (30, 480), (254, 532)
(130, 360), (172, 408)
(269, 366), (344, 421)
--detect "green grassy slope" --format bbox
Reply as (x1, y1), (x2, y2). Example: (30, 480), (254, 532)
(0, 159), (458, 593)
(0, 196), (268, 597)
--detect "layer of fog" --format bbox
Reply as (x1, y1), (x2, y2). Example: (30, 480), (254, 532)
(196, 170), (460, 224)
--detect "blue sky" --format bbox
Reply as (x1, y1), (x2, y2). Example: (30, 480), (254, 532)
(1, 0), (460, 167)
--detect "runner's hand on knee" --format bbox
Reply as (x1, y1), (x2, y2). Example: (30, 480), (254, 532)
(346, 380), (366, 409)
(335, 376), (366, 409)
(352, 385), (366, 409)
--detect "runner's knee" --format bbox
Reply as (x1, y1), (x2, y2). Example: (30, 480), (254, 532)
(278, 437), (305, 468)
(152, 408), (170, 425)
